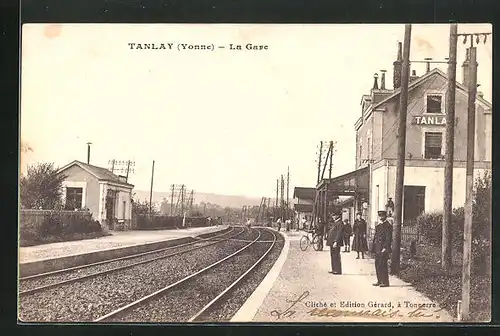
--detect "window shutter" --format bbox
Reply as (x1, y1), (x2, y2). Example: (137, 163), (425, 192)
(425, 133), (442, 147)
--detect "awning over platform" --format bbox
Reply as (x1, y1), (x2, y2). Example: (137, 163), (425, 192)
(316, 166), (369, 196)
(337, 196), (355, 208)
(294, 203), (313, 213)
(293, 187), (316, 200)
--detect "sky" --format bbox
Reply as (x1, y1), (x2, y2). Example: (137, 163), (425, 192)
(20, 24), (492, 198)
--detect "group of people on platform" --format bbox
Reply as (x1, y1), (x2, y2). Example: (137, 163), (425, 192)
(300, 210), (393, 288)
(275, 217), (299, 232)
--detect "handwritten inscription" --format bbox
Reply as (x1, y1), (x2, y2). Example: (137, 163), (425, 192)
(270, 291), (445, 320)
(270, 291), (309, 319)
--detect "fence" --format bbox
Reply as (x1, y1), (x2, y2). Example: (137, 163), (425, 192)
(19, 209), (100, 244)
(132, 214), (209, 230)
(367, 224), (422, 250)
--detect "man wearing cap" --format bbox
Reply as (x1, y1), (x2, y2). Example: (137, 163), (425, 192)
(371, 210), (393, 287)
(326, 212), (344, 275)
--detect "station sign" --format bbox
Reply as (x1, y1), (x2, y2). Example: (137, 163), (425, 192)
(413, 115), (446, 125)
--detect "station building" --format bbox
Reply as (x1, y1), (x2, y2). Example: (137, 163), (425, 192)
(317, 43), (492, 229)
(57, 160), (135, 231)
(293, 187), (316, 223)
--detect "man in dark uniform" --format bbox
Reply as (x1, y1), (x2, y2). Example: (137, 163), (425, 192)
(371, 210), (393, 287)
(326, 212), (344, 275)
(316, 218), (325, 251)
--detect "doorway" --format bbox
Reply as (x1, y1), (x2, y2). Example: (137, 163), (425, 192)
(403, 186), (425, 225)
(106, 190), (117, 230)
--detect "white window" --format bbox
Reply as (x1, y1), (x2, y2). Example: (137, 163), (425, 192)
(65, 187), (83, 209)
(425, 94), (444, 114)
(424, 132), (443, 159)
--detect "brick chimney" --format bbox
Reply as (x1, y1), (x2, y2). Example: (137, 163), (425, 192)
(380, 70), (387, 90)
(462, 48), (470, 86)
(409, 70), (419, 82)
(372, 73), (379, 90)
(393, 42), (403, 89)
(371, 71), (392, 104)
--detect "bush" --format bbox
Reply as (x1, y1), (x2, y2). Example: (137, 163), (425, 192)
(472, 238), (491, 275)
(40, 212), (64, 236)
(415, 171), (491, 275)
(415, 208), (464, 248)
(38, 211), (101, 237)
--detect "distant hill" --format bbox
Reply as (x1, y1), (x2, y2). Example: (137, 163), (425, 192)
(132, 190), (268, 208)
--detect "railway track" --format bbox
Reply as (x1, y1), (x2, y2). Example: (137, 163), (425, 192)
(95, 227), (279, 322)
(19, 226), (266, 322)
(19, 226), (243, 295)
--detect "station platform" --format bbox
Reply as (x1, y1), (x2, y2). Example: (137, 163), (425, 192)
(232, 229), (454, 323)
(19, 225), (228, 264)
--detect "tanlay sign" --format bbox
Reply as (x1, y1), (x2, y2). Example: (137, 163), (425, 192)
(413, 116), (446, 125)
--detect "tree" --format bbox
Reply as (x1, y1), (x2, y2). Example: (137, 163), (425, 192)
(20, 162), (67, 210)
(131, 195), (159, 216)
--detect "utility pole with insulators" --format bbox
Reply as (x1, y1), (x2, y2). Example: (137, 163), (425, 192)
(317, 141), (323, 184)
(109, 159), (116, 173)
(280, 174), (285, 219)
(286, 166), (290, 213)
(275, 178), (279, 219)
(149, 160), (155, 217)
(125, 160), (135, 183)
(329, 141), (334, 180)
(170, 184), (175, 216)
(442, 23), (458, 272)
(180, 184), (185, 216)
(390, 24), (412, 276)
(458, 30), (490, 321)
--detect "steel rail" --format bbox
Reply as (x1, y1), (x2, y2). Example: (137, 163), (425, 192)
(188, 228), (277, 322)
(19, 227), (245, 296)
(20, 226), (234, 281)
(94, 227), (262, 322)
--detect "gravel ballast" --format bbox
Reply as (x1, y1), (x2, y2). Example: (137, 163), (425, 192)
(105, 228), (281, 322)
(18, 227), (259, 322)
(198, 231), (284, 322)
(19, 227), (239, 293)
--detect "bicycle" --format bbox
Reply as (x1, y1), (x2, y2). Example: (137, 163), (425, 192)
(299, 229), (321, 251)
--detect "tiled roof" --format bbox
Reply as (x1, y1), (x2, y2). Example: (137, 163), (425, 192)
(293, 187), (316, 200)
(58, 160), (134, 188)
(370, 68), (492, 112)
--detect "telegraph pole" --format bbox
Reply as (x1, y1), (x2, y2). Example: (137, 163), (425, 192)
(328, 141), (334, 179)
(280, 175), (285, 219)
(86, 142), (92, 164)
(390, 24), (412, 275)
(110, 159), (115, 173)
(317, 141), (323, 184)
(181, 184), (185, 216)
(458, 30), (489, 321)
(442, 23), (458, 271)
(286, 166), (290, 215)
(275, 178), (279, 219)
(149, 160), (155, 217)
(170, 184), (174, 215)
(125, 160), (131, 182)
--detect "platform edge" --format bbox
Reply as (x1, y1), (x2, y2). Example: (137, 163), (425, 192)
(230, 229), (290, 322)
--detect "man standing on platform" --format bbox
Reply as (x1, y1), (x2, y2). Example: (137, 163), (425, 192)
(371, 210), (393, 287)
(316, 218), (325, 251)
(326, 212), (344, 275)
